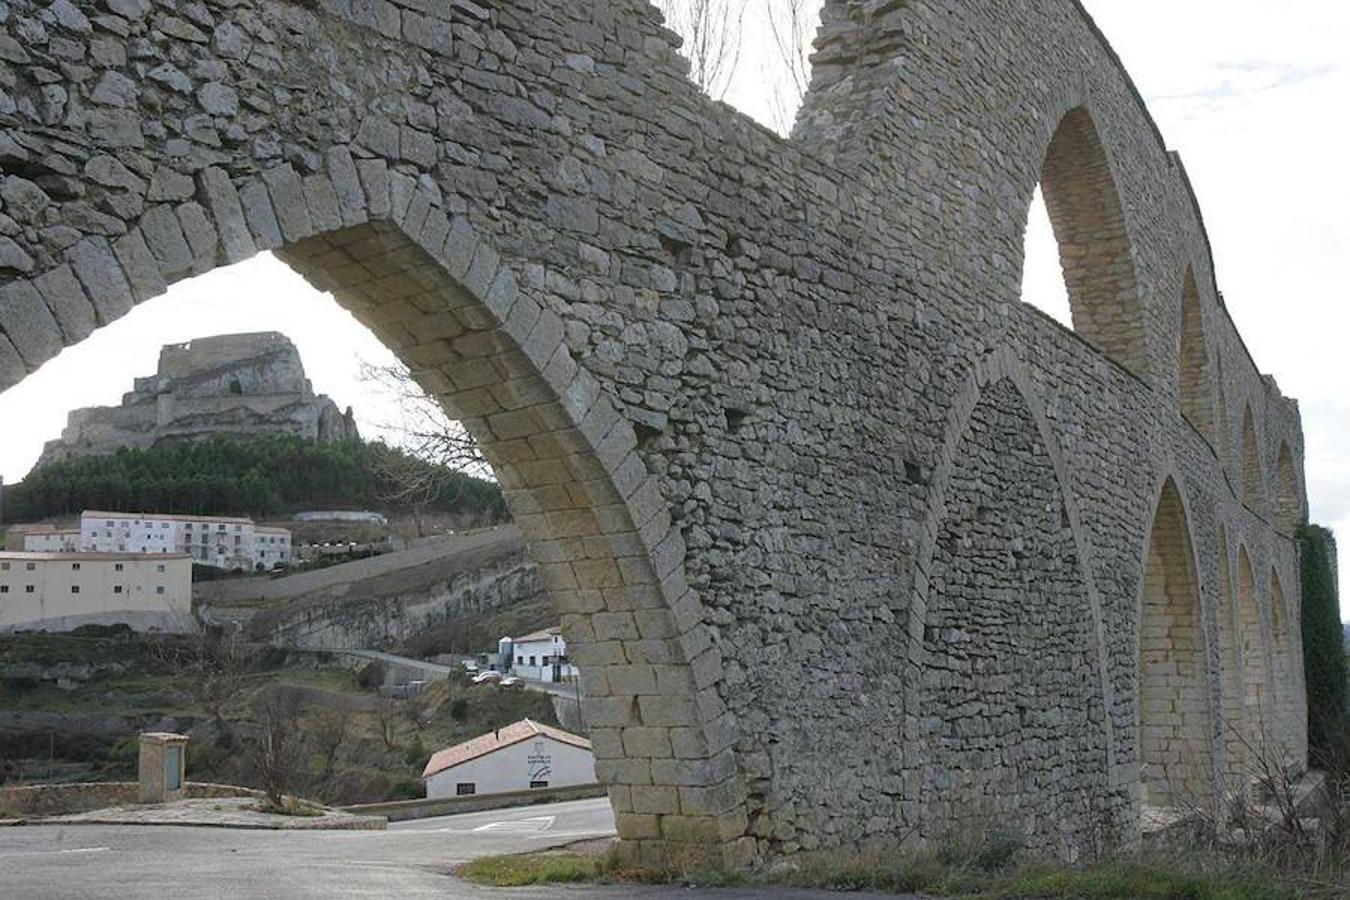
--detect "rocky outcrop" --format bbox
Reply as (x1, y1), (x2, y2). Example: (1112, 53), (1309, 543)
(38, 332), (358, 466)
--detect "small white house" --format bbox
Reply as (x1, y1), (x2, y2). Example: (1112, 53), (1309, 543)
(509, 626), (579, 683)
(422, 719), (595, 799)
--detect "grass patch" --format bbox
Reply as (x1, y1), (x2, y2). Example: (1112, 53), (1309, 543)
(250, 796), (325, 817)
(458, 853), (1314, 900)
(456, 852), (610, 886)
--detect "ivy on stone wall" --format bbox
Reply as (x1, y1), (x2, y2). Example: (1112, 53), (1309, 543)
(1299, 524), (1348, 758)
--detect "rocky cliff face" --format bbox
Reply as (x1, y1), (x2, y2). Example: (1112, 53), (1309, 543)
(38, 332), (359, 466)
(217, 526), (544, 652)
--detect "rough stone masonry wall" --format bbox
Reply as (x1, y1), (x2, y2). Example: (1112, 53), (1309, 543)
(0, 0), (1309, 866)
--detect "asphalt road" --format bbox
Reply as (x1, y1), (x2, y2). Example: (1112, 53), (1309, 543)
(0, 797), (884, 899)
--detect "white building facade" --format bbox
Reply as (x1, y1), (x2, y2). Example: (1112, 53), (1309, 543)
(509, 626), (579, 683)
(422, 719), (595, 799)
(79, 511), (291, 571)
(0, 552), (193, 633)
(17, 527), (81, 553)
(252, 526), (292, 569)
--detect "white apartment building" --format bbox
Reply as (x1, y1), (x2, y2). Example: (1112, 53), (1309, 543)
(253, 526), (291, 568)
(79, 511), (292, 572)
(10, 524), (81, 553)
(24, 529), (81, 552)
(0, 552), (192, 633)
(508, 626), (579, 684)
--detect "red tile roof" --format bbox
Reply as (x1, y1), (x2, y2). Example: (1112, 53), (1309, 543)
(422, 719), (590, 779)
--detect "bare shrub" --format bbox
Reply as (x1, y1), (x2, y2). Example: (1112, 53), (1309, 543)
(247, 691), (306, 810)
(307, 707), (350, 800)
(153, 627), (253, 727)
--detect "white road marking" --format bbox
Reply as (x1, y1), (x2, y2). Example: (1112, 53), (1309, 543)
(472, 816), (555, 833)
(0, 846), (110, 858)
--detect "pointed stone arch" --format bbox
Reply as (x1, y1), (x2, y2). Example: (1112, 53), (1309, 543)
(1267, 570), (1294, 756)
(913, 351), (1116, 854)
(1215, 358), (1232, 473)
(1274, 443), (1302, 536)
(1235, 546), (1271, 756)
(1214, 525), (1246, 784)
(1177, 269), (1215, 445)
(1038, 106), (1149, 380)
(1239, 405), (1266, 514)
(0, 165), (748, 867)
(1138, 476), (1214, 806)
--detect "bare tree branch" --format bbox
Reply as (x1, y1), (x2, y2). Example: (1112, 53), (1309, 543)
(658, 0), (748, 100)
(153, 627), (252, 728)
(765, 0), (815, 135)
(358, 360), (492, 533)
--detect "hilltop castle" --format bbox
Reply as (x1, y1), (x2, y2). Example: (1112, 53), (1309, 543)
(38, 332), (359, 467)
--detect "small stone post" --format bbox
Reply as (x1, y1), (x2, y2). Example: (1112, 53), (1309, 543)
(137, 732), (189, 804)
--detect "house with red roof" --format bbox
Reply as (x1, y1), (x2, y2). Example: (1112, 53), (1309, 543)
(421, 719), (596, 799)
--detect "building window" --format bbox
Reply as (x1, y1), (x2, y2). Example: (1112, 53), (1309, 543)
(1, 562), (8, 571)
(115, 563), (124, 572)
(517, 655), (524, 665)
(114, 585), (124, 594)
(156, 586), (165, 594)
(455, 783), (477, 796)
(529, 656), (537, 667)
(25, 585), (34, 593)
(529, 781), (549, 789)
(156, 564), (166, 573)
(25, 562), (35, 571)
(71, 586), (80, 594)
(0, 585), (7, 594)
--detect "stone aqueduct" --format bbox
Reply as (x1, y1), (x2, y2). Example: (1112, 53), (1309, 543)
(0, 0), (1309, 866)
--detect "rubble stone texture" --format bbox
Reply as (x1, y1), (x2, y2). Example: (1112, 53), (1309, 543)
(0, 0), (1310, 867)
(37, 331), (360, 465)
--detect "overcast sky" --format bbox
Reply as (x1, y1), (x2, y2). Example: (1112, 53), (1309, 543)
(0, 2), (1345, 618)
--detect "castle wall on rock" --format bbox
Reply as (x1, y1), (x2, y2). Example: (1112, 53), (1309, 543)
(0, 0), (1310, 868)
(36, 331), (359, 465)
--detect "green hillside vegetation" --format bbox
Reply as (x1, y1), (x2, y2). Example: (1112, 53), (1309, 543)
(2, 435), (507, 524)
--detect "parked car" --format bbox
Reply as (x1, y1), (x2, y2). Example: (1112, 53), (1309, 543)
(471, 670), (503, 685)
(499, 675), (525, 690)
